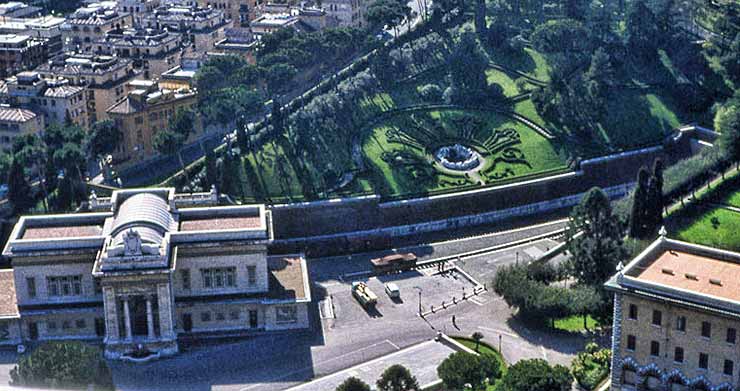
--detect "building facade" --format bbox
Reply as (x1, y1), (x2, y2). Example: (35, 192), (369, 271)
(0, 33), (46, 78)
(0, 104), (43, 151)
(5, 71), (88, 128)
(1, 187), (311, 358)
(198, 0), (255, 27)
(35, 53), (140, 124)
(61, 3), (133, 53)
(606, 237), (740, 391)
(143, 4), (229, 54)
(107, 79), (199, 163)
(94, 27), (184, 79)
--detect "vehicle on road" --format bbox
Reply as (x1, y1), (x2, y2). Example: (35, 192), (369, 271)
(352, 281), (378, 308)
(371, 253), (418, 274)
(385, 283), (401, 299)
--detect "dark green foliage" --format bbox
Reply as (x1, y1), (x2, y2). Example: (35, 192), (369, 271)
(717, 102), (740, 162)
(12, 134), (45, 169)
(243, 155), (266, 200)
(629, 167), (650, 238)
(336, 377), (372, 391)
(205, 148), (218, 189)
(625, 0), (659, 60)
(474, 0), (486, 36)
(7, 158), (33, 214)
(447, 31), (496, 104)
(531, 19), (590, 55)
(0, 152), (10, 184)
(86, 120), (122, 158)
(500, 359), (572, 391)
(366, 0), (410, 35)
(437, 351), (502, 390)
(53, 143), (85, 181)
(719, 33), (740, 86)
(567, 188), (627, 287)
(10, 341), (113, 390)
(376, 364), (420, 391)
(153, 129), (184, 157)
(266, 63), (298, 95)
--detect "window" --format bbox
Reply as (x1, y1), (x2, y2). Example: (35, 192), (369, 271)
(724, 360), (734, 376)
(47, 276), (82, 297)
(247, 265), (256, 285)
(676, 316), (686, 332)
(674, 347), (684, 363)
(201, 268), (236, 289)
(626, 335), (636, 351)
(276, 306), (297, 324)
(699, 353), (709, 369)
(181, 269), (191, 290)
(650, 341), (660, 357)
(201, 312), (211, 322)
(702, 321), (712, 338)
(652, 310), (662, 326)
(26, 277), (36, 298)
(62, 320), (71, 330)
(727, 328), (736, 344)
(216, 312), (225, 321)
(93, 278), (102, 295)
(628, 304), (638, 320)
(76, 319), (86, 329)
(47, 321), (57, 331)
(229, 311), (239, 320)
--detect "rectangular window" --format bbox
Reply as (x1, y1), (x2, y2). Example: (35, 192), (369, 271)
(247, 265), (256, 285)
(47, 321), (56, 331)
(26, 277), (36, 298)
(702, 321), (712, 338)
(62, 320), (71, 330)
(724, 360), (734, 376)
(93, 278), (102, 295)
(201, 312), (211, 322)
(650, 341), (660, 357)
(276, 305), (298, 324)
(47, 276), (83, 297)
(75, 319), (86, 329)
(699, 353), (709, 369)
(628, 304), (638, 320)
(674, 347), (684, 363)
(652, 310), (662, 326)
(201, 268), (236, 289)
(627, 335), (636, 351)
(727, 328), (736, 344)
(216, 312), (225, 321)
(676, 316), (686, 332)
(181, 269), (191, 290)
(229, 311), (239, 320)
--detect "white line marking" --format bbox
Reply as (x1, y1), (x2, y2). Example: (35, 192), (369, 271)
(386, 339), (400, 350)
(477, 326), (520, 339)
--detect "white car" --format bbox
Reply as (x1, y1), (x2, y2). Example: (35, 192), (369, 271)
(385, 283), (401, 299)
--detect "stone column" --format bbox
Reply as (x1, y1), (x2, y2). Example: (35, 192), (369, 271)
(610, 293), (623, 390)
(122, 296), (133, 341)
(157, 283), (175, 339)
(146, 296), (155, 340)
(102, 287), (120, 343)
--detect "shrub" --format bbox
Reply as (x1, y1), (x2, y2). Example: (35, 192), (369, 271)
(437, 351), (502, 390)
(418, 84), (444, 102)
(571, 345), (611, 390)
(10, 341), (113, 390)
(377, 364), (419, 391)
(501, 358), (572, 391)
(336, 376), (372, 391)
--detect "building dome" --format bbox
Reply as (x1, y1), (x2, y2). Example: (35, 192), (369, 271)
(111, 193), (173, 246)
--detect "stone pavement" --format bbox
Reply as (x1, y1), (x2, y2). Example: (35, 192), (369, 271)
(284, 339), (456, 391)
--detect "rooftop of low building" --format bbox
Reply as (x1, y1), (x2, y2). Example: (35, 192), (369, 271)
(0, 104), (36, 123)
(0, 270), (19, 319)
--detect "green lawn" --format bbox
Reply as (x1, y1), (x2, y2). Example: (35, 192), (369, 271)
(486, 46), (550, 82)
(486, 69), (520, 97)
(553, 315), (602, 333)
(674, 207), (740, 251)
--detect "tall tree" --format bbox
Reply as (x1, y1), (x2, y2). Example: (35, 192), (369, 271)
(629, 167), (650, 238)
(366, 0), (410, 37)
(6, 158), (33, 214)
(567, 187), (627, 287)
(376, 365), (419, 391)
(719, 33), (740, 87)
(447, 31), (491, 103)
(626, 0), (659, 60)
(336, 377), (371, 391)
(646, 158), (664, 234)
(717, 103), (740, 162)
(86, 120), (122, 159)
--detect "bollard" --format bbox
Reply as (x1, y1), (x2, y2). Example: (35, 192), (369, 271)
(442, 301), (446, 308)
(431, 305), (435, 313)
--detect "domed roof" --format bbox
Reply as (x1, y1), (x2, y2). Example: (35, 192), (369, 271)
(111, 193), (173, 246)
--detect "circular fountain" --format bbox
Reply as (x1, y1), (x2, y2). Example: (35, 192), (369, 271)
(434, 144), (481, 171)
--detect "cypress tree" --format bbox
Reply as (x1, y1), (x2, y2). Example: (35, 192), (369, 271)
(204, 148), (218, 189)
(646, 158), (664, 235)
(7, 158), (33, 214)
(629, 167), (650, 238)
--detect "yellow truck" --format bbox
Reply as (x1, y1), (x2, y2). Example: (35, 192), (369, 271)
(352, 281), (378, 308)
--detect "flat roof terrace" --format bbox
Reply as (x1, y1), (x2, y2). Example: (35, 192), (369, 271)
(629, 250), (740, 303)
(22, 224), (103, 240)
(268, 256), (308, 301)
(179, 216), (262, 232)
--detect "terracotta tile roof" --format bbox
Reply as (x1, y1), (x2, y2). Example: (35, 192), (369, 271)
(268, 256), (307, 300)
(180, 216), (262, 232)
(22, 225), (103, 239)
(44, 85), (84, 98)
(0, 106), (36, 123)
(635, 250), (740, 303)
(0, 270), (18, 318)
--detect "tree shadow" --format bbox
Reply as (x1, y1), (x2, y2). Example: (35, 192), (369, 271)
(504, 314), (592, 356)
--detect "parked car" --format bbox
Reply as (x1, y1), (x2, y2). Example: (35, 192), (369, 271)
(385, 283), (400, 299)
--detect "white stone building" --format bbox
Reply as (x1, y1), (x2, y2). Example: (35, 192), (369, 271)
(0, 188), (311, 359)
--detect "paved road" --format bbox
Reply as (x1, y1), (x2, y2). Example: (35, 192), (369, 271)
(284, 340), (454, 391)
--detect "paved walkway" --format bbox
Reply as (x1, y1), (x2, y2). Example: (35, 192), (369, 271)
(284, 339), (455, 391)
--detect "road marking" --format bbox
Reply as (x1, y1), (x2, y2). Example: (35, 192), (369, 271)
(386, 339), (400, 350)
(469, 297), (485, 306)
(477, 326), (520, 339)
(239, 340), (401, 390)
